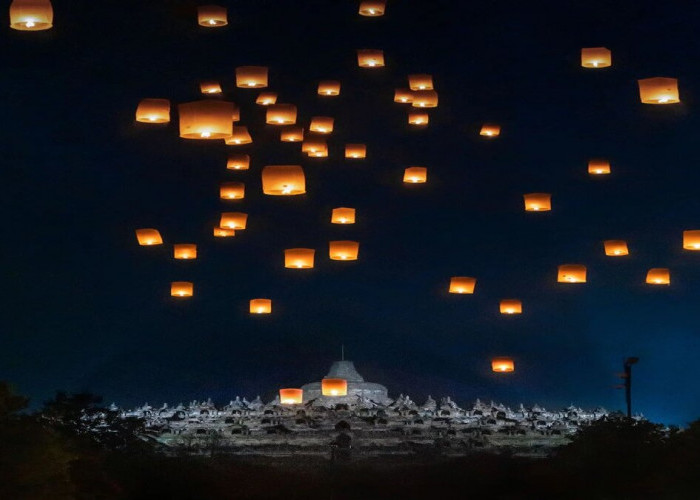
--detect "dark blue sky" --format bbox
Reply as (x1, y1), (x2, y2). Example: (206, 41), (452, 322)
(2, 0), (699, 425)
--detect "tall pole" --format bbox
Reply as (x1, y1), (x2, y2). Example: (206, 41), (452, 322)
(623, 357), (639, 418)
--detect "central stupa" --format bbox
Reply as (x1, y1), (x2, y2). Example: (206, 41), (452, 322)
(301, 360), (390, 404)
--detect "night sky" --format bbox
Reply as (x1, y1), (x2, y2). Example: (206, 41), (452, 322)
(2, 0), (699, 426)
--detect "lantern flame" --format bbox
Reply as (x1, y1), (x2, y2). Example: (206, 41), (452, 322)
(26, 19), (35, 27)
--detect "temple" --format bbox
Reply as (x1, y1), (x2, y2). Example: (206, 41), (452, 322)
(301, 360), (390, 403)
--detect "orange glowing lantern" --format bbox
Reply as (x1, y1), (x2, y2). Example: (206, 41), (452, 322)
(266, 104), (297, 125)
(499, 299), (522, 315)
(302, 138), (327, 155)
(683, 230), (700, 250)
(284, 248), (315, 269)
(408, 74), (434, 91)
(408, 112), (429, 125)
(449, 277), (476, 294)
(403, 167), (427, 183)
(638, 77), (680, 104)
(219, 212), (247, 230)
(322, 378), (348, 396)
(357, 49), (385, 68)
(581, 47), (611, 68)
(220, 182), (245, 200)
(491, 358), (515, 373)
(309, 116), (334, 134)
(345, 144), (367, 159)
(411, 90), (438, 108)
(331, 208), (356, 224)
(226, 154), (250, 170)
(135, 229), (163, 246)
(358, 0), (385, 16)
(256, 92), (278, 106)
(136, 99), (171, 123)
(480, 124), (501, 137)
(173, 244), (197, 260)
(213, 227), (235, 238)
(250, 298), (272, 314)
(178, 100), (235, 139)
(200, 81), (222, 94)
(279, 388), (303, 404)
(329, 241), (359, 261)
(604, 240), (629, 256)
(10, 0), (53, 30)
(523, 193), (552, 212)
(394, 89), (414, 104)
(235, 66), (268, 88)
(558, 264), (587, 283)
(198, 5), (227, 27)
(646, 268), (670, 285)
(171, 282), (194, 297)
(307, 148), (329, 158)
(588, 159), (611, 175)
(318, 80), (341, 96)
(224, 126), (252, 145)
(281, 127), (304, 142)
(262, 165), (306, 195)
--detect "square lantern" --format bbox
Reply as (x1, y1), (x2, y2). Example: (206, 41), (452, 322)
(357, 49), (385, 68)
(449, 277), (476, 294)
(136, 99), (171, 123)
(581, 47), (612, 68)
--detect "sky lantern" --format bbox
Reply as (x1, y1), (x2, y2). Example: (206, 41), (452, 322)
(135, 99), (170, 123)
(309, 116), (334, 134)
(588, 159), (611, 175)
(226, 154), (250, 170)
(345, 144), (367, 159)
(480, 124), (501, 138)
(262, 165), (306, 195)
(411, 90), (438, 108)
(394, 89), (414, 104)
(499, 299), (522, 315)
(9, 0), (53, 30)
(638, 77), (680, 104)
(235, 66), (269, 88)
(449, 277), (476, 294)
(135, 229), (163, 246)
(404, 167), (427, 183)
(219, 212), (247, 230)
(279, 388), (303, 404)
(307, 147), (329, 158)
(213, 227), (235, 238)
(683, 230), (700, 250)
(491, 358), (515, 373)
(558, 264), (587, 283)
(580, 47), (612, 68)
(604, 240), (629, 256)
(178, 100), (235, 139)
(408, 112), (429, 125)
(358, 0), (385, 16)
(256, 92), (277, 106)
(284, 248), (315, 269)
(321, 378), (348, 396)
(171, 282), (194, 298)
(329, 241), (360, 260)
(173, 244), (197, 260)
(408, 74), (434, 90)
(302, 137), (327, 155)
(331, 207), (356, 224)
(266, 104), (297, 125)
(220, 182), (245, 200)
(357, 49), (385, 68)
(318, 80), (341, 96)
(646, 268), (670, 285)
(280, 127), (304, 142)
(250, 298), (272, 314)
(224, 126), (252, 145)
(198, 5), (227, 27)
(199, 81), (222, 94)
(523, 193), (551, 212)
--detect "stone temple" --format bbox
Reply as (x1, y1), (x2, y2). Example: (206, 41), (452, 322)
(301, 360), (390, 404)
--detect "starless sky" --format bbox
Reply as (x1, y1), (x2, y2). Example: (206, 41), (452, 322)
(1, 0), (699, 425)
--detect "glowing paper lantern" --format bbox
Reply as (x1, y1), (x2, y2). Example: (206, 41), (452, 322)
(173, 244), (197, 260)
(646, 268), (670, 285)
(403, 167), (427, 183)
(302, 138), (327, 155)
(256, 92), (278, 106)
(499, 299), (522, 315)
(236, 66), (268, 88)
(226, 154), (250, 171)
(224, 126), (252, 145)
(523, 193), (551, 212)
(683, 230), (700, 250)
(408, 74), (434, 91)
(588, 159), (611, 175)
(638, 78), (680, 104)
(357, 49), (385, 68)
(213, 227), (235, 238)
(220, 182), (245, 200)
(329, 241), (360, 261)
(449, 277), (476, 294)
(266, 104), (297, 125)
(279, 388), (303, 405)
(262, 165), (306, 195)
(322, 378), (348, 396)
(219, 212), (247, 230)
(345, 144), (367, 159)
(178, 100), (235, 139)
(331, 208), (356, 224)
(198, 5), (227, 27)
(309, 116), (334, 134)
(604, 240), (629, 256)
(558, 264), (587, 283)
(358, 0), (385, 16)
(480, 124), (501, 138)
(171, 282), (194, 297)
(135, 229), (163, 246)
(307, 148), (328, 158)
(491, 358), (515, 373)
(408, 112), (429, 125)
(136, 99), (171, 123)
(318, 80), (341, 96)
(9, 0), (53, 31)
(281, 127), (304, 142)
(200, 81), (222, 94)
(250, 298), (272, 314)
(580, 47), (611, 68)
(284, 248), (315, 269)
(411, 90), (438, 108)
(394, 89), (414, 104)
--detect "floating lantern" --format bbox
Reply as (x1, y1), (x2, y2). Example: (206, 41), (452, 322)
(235, 66), (268, 88)
(322, 378), (348, 396)
(318, 80), (341, 96)
(309, 116), (334, 134)
(329, 241), (359, 261)
(499, 299), (522, 315)
(213, 227), (235, 238)
(558, 264), (587, 283)
(411, 90), (438, 108)
(491, 358), (515, 373)
(408, 74), (434, 91)
(357, 49), (385, 68)
(226, 154), (250, 170)
(307, 147), (328, 158)
(588, 159), (611, 175)
(200, 81), (222, 94)
(250, 298), (272, 314)
(178, 100), (235, 139)
(403, 167), (427, 183)
(224, 126), (252, 145)
(266, 104), (297, 125)
(302, 138), (327, 155)
(135, 229), (163, 246)
(394, 89), (414, 104)
(9, 0), (53, 30)
(646, 268), (670, 285)
(279, 388), (303, 405)
(408, 112), (429, 125)
(580, 47), (612, 68)
(638, 77), (680, 104)
(358, 0), (385, 16)
(345, 144), (367, 159)
(197, 5), (227, 27)
(135, 99), (171, 123)
(683, 230), (700, 250)
(219, 212), (247, 230)
(256, 92), (277, 106)
(220, 182), (245, 200)
(281, 127), (304, 142)
(523, 193), (551, 212)
(604, 240), (629, 256)
(262, 165), (306, 195)
(171, 282), (194, 297)
(480, 124), (501, 138)
(284, 248), (315, 269)
(449, 277), (476, 294)
(331, 208), (356, 224)
(173, 244), (197, 260)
